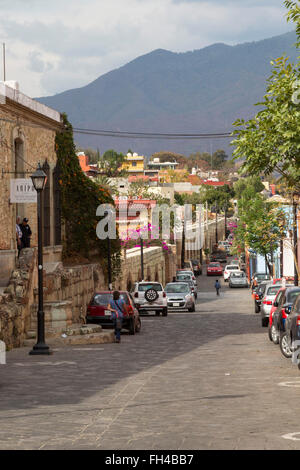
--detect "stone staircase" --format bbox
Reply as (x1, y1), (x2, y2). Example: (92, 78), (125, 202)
(27, 268), (115, 346)
(24, 322), (115, 347)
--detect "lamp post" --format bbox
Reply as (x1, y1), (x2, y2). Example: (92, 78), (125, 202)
(29, 163), (51, 356)
(104, 210), (113, 290)
(293, 193), (299, 286)
(181, 218), (185, 269)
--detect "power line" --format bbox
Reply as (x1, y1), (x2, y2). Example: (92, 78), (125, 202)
(0, 116), (233, 140)
(73, 128), (232, 140)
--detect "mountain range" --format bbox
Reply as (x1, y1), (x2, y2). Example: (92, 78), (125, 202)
(37, 31), (298, 157)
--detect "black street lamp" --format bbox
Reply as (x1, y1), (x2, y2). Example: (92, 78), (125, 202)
(293, 193), (299, 286)
(29, 163), (52, 356)
(104, 210), (113, 291)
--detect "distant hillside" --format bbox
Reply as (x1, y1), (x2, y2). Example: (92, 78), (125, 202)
(37, 31), (298, 156)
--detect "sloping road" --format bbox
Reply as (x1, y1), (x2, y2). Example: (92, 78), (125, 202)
(1, 268), (300, 449)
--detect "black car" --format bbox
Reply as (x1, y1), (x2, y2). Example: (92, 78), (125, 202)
(268, 286), (300, 345)
(254, 281), (270, 313)
(251, 272), (271, 292)
(281, 291), (300, 363)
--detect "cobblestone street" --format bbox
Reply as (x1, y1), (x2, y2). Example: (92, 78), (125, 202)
(1, 271), (300, 450)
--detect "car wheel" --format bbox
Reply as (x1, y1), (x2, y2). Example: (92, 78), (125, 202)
(280, 332), (292, 358)
(270, 324), (279, 344)
(155, 311), (160, 316)
(135, 318), (141, 333)
(255, 302), (260, 313)
(162, 308), (168, 316)
(129, 318), (136, 335)
(268, 325), (273, 342)
(261, 318), (269, 327)
(188, 304), (195, 312)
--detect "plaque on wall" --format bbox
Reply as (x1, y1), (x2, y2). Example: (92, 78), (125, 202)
(10, 179), (37, 203)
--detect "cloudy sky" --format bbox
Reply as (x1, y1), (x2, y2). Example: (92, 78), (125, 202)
(0, 0), (294, 97)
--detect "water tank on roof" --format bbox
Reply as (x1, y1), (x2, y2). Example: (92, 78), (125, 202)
(153, 158), (160, 163)
(127, 152), (132, 157)
(133, 152), (138, 157)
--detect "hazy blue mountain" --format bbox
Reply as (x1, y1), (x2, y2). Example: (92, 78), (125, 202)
(37, 31), (298, 156)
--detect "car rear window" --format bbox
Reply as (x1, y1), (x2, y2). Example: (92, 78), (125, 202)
(231, 272), (245, 278)
(138, 283), (162, 292)
(165, 284), (189, 293)
(227, 266), (239, 270)
(266, 286), (281, 296)
(287, 290), (300, 305)
(257, 284), (267, 294)
(209, 263), (220, 267)
(91, 293), (129, 305)
(256, 274), (271, 281)
(176, 274), (192, 281)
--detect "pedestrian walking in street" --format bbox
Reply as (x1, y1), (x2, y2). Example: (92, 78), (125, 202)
(215, 279), (221, 296)
(16, 216), (23, 257)
(107, 290), (125, 343)
(19, 218), (32, 248)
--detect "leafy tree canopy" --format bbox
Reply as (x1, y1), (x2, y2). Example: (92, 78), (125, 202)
(98, 149), (128, 177)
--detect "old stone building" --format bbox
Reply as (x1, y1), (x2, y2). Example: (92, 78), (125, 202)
(0, 82), (63, 288)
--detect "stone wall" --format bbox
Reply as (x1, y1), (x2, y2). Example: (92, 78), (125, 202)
(0, 244), (177, 349)
(44, 263), (106, 324)
(0, 248), (37, 349)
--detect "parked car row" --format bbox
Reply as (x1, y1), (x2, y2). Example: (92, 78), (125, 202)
(253, 275), (300, 370)
(85, 267), (200, 332)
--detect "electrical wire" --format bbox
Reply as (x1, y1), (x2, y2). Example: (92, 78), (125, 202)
(73, 128), (232, 140)
(0, 117), (233, 140)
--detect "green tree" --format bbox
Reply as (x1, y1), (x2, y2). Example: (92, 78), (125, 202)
(56, 114), (121, 279)
(233, 195), (286, 275)
(233, 176), (265, 200)
(232, 56), (300, 191)
(98, 149), (128, 177)
(285, 1), (300, 47)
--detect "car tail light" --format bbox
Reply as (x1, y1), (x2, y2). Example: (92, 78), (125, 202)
(263, 300), (273, 305)
(192, 276), (196, 280)
(255, 294), (259, 300)
(297, 315), (300, 326)
(134, 292), (138, 298)
(163, 292), (166, 298)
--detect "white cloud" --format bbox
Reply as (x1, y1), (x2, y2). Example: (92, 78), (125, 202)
(0, 0), (293, 97)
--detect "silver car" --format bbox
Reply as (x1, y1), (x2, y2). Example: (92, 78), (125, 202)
(261, 283), (282, 327)
(165, 282), (195, 312)
(229, 270), (248, 288)
(176, 271), (197, 287)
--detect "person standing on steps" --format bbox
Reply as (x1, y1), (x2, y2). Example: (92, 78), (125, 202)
(19, 218), (32, 248)
(215, 279), (221, 296)
(107, 291), (125, 343)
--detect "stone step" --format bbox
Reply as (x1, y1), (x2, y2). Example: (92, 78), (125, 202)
(63, 323), (102, 336)
(23, 329), (115, 347)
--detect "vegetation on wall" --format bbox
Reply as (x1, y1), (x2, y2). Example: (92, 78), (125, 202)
(56, 114), (121, 278)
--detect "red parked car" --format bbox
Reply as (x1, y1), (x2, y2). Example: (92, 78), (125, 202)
(86, 291), (141, 335)
(207, 262), (223, 276)
(268, 285), (300, 344)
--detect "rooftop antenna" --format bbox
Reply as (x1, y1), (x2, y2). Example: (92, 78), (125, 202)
(3, 43), (6, 81)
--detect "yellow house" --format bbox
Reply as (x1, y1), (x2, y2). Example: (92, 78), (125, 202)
(121, 152), (145, 175)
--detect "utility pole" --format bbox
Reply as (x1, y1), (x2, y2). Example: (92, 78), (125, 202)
(3, 43), (6, 81)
